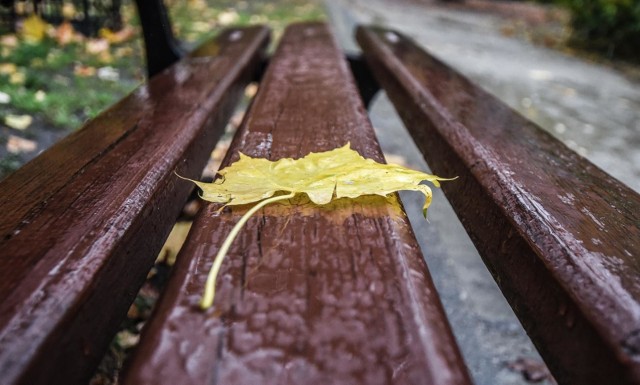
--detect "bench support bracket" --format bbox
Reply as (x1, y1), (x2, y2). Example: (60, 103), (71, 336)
(133, 0), (185, 78)
(347, 54), (380, 109)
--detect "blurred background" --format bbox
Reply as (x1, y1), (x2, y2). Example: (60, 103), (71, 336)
(0, 1), (638, 384)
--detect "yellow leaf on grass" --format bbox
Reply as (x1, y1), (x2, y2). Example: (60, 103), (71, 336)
(217, 10), (239, 26)
(85, 38), (109, 54)
(74, 64), (96, 77)
(0, 62), (17, 75)
(1, 34), (18, 48)
(185, 143), (454, 309)
(5, 114), (33, 130)
(55, 21), (76, 46)
(21, 15), (48, 43)
(7, 135), (36, 153)
(62, 3), (76, 19)
(99, 26), (135, 44)
(9, 70), (25, 85)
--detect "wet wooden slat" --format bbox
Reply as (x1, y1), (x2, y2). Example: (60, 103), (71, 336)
(0, 26), (269, 385)
(357, 26), (640, 385)
(123, 22), (472, 385)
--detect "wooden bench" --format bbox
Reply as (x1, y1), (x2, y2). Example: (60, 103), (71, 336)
(0, 5), (639, 385)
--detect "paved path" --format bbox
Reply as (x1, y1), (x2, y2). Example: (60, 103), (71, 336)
(324, 0), (640, 384)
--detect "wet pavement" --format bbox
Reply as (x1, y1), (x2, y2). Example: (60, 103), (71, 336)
(324, 0), (640, 384)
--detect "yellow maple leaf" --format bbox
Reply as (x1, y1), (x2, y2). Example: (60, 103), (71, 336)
(186, 143), (454, 309)
(192, 143), (446, 214)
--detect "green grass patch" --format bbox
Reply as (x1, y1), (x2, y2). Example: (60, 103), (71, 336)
(168, 0), (326, 46)
(0, 5), (145, 131)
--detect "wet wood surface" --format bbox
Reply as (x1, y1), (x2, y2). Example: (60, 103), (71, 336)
(0, 27), (269, 385)
(357, 26), (640, 385)
(123, 22), (472, 385)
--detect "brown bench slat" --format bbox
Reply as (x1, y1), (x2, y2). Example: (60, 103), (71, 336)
(0, 26), (269, 385)
(357, 26), (640, 384)
(123, 22), (472, 385)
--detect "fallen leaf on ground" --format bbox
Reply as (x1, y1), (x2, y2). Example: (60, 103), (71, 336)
(9, 70), (25, 85)
(85, 38), (110, 54)
(62, 3), (76, 19)
(55, 21), (77, 45)
(99, 26), (135, 44)
(185, 143), (454, 309)
(0, 62), (17, 75)
(116, 330), (139, 350)
(5, 114), (33, 130)
(217, 10), (239, 25)
(74, 64), (96, 77)
(114, 46), (133, 58)
(97, 66), (119, 81)
(0, 34), (18, 47)
(0, 91), (10, 104)
(21, 14), (48, 43)
(34, 90), (46, 102)
(7, 135), (37, 153)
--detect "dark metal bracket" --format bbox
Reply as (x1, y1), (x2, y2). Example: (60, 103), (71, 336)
(347, 54), (380, 109)
(133, 0), (185, 78)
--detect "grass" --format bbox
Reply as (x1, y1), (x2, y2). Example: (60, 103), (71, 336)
(168, 0), (325, 44)
(0, 24), (143, 129)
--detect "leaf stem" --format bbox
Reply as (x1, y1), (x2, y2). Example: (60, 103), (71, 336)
(200, 192), (296, 309)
